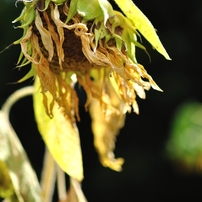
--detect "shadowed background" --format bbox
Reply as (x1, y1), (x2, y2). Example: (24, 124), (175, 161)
(1, 0), (202, 201)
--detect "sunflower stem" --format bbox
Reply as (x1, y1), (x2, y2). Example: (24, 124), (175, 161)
(1, 86), (34, 117)
(57, 165), (67, 201)
(40, 148), (57, 202)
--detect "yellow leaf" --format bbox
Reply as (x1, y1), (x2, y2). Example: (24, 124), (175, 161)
(0, 110), (43, 202)
(89, 79), (125, 171)
(114, 0), (171, 60)
(33, 78), (83, 181)
(0, 160), (14, 199)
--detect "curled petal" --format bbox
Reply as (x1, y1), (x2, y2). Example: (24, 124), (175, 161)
(35, 10), (54, 61)
(89, 79), (125, 171)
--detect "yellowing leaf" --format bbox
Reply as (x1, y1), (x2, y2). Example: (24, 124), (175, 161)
(0, 160), (14, 199)
(89, 79), (125, 171)
(0, 111), (43, 202)
(33, 78), (83, 181)
(114, 0), (171, 60)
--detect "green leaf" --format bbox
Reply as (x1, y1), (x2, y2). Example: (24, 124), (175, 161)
(17, 67), (35, 83)
(66, 0), (78, 23)
(166, 101), (202, 173)
(66, 0), (113, 23)
(166, 101), (202, 169)
(114, 0), (171, 60)
(0, 111), (43, 202)
(33, 78), (83, 181)
(77, 0), (102, 21)
(97, 0), (114, 26)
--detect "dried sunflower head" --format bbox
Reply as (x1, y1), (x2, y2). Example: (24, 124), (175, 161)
(13, 0), (170, 176)
(14, 0), (168, 120)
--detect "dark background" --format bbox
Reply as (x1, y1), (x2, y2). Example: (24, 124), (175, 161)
(1, 0), (202, 201)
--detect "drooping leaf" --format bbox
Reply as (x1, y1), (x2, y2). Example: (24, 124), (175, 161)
(89, 79), (125, 171)
(0, 111), (43, 202)
(33, 78), (83, 181)
(114, 0), (171, 60)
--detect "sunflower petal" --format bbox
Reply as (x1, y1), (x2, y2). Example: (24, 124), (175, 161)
(89, 79), (125, 171)
(35, 9), (54, 61)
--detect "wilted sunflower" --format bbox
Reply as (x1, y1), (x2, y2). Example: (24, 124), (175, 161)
(13, 0), (170, 183)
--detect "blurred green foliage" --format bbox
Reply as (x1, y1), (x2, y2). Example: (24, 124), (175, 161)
(167, 101), (202, 173)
